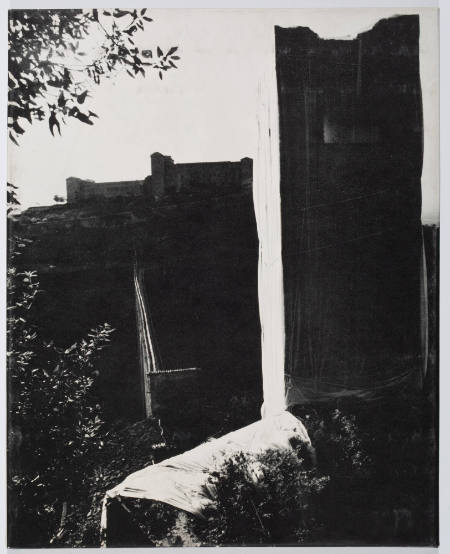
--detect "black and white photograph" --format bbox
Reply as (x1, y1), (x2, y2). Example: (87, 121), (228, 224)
(5, 5), (440, 548)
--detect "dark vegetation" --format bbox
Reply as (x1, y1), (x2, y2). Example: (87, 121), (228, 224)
(298, 396), (438, 545)
(8, 237), (113, 546)
(186, 445), (329, 546)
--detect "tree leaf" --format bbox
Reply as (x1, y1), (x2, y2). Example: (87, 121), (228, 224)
(48, 112), (60, 136)
(58, 91), (66, 107)
(77, 90), (88, 104)
(114, 9), (129, 18)
(12, 120), (25, 135)
(8, 132), (19, 145)
(75, 112), (94, 125)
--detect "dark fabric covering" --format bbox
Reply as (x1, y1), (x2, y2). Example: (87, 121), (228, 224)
(275, 16), (424, 401)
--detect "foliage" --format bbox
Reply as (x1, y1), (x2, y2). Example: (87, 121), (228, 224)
(303, 407), (372, 478)
(7, 234), (114, 546)
(120, 498), (179, 546)
(7, 182), (21, 216)
(187, 445), (329, 546)
(59, 417), (170, 547)
(297, 402), (437, 545)
(8, 9), (179, 144)
(300, 408), (373, 541)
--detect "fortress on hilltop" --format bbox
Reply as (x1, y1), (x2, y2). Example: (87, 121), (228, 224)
(66, 153), (253, 204)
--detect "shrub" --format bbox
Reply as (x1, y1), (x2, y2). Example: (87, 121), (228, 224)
(55, 417), (171, 547)
(297, 402), (436, 545)
(187, 444), (329, 546)
(7, 241), (114, 547)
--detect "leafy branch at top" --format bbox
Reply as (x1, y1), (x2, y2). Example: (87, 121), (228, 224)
(8, 9), (180, 144)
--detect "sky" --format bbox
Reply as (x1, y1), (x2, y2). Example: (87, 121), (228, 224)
(7, 8), (439, 223)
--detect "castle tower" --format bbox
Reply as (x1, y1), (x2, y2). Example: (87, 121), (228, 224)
(66, 177), (85, 203)
(240, 157), (253, 186)
(148, 153), (175, 200)
(150, 152), (166, 200)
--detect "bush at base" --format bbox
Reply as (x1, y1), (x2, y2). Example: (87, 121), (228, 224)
(187, 444), (329, 546)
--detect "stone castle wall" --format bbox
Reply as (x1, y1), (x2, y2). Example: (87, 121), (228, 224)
(66, 177), (144, 203)
(67, 153), (252, 204)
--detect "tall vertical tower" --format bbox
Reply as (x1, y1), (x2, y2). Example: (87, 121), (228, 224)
(275, 15), (424, 400)
(150, 152), (166, 200)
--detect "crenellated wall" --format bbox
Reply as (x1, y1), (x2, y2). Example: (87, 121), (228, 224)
(146, 153), (253, 199)
(67, 176), (144, 203)
(66, 154), (252, 204)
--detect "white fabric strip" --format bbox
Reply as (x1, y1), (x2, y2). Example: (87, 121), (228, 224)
(254, 39), (286, 418)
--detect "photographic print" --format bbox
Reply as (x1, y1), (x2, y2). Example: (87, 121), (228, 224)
(6, 7), (439, 548)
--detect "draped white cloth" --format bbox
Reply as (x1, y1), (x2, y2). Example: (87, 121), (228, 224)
(100, 411), (311, 544)
(254, 65), (286, 418)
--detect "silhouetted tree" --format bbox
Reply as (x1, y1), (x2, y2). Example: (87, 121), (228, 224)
(8, 9), (179, 143)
